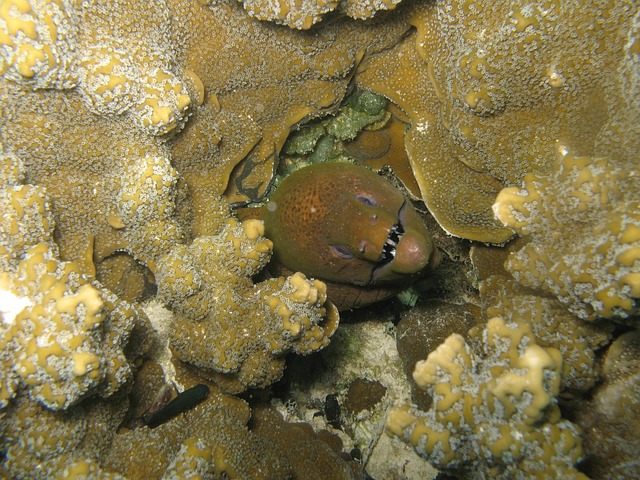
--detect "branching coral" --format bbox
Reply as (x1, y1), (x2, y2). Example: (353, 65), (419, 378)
(480, 276), (613, 393)
(387, 317), (587, 479)
(494, 154), (640, 322)
(156, 196), (339, 393)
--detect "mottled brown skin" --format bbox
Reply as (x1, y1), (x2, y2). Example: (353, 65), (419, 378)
(264, 162), (437, 310)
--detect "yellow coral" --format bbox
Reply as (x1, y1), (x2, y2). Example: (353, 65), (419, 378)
(481, 275), (613, 392)
(358, 0), (638, 242)
(162, 437), (213, 479)
(494, 154), (640, 321)
(78, 45), (139, 116)
(0, 243), (140, 409)
(0, 0), (76, 88)
(0, 154), (147, 410)
(56, 459), (125, 480)
(236, 0), (402, 30)
(0, 180), (54, 270)
(387, 317), (587, 479)
(133, 67), (192, 136)
(156, 196), (339, 393)
(114, 154), (185, 270)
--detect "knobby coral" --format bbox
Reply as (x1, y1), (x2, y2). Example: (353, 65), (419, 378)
(156, 196), (339, 393)
(481, 276), (613, 393)
(233, 0), (403, 30)
(387, 316), (587, 479)
(494, 154), (640, 322)
(0, 148), (147, 411)
(0, 0), (638, 477)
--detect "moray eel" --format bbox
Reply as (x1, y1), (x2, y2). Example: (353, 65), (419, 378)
(264, 162), (437, 309)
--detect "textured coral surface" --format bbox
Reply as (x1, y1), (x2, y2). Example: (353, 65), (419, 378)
(0, 0), (638, 478)
(387, 317), (588, 479)
(494, 155), (640, 322)
(358, 0), (639, 243)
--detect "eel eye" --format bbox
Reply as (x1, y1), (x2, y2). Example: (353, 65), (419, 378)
(355, 194), (376, 207)
(331, 245), (354, 259)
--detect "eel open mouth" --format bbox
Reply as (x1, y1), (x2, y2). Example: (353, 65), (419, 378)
(368, 198), (435, 286)
(380, 222), (405, 265)
(369, 200), (409, 284)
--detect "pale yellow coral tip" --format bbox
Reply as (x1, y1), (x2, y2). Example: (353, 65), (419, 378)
(385, 404), (416, 436)
(617, 246), (640, 267)
(621, 272), (640, 297)
(242, 218), (265, 240)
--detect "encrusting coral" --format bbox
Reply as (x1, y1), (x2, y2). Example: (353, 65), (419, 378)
(233, 0), (403, 30)
(358, 0), (639, 243)
(387, 316), (588, 479)
(0, 0), (192, 136)
(494, 154), (640, 322)
(0, 0), (639, 477)
(0, 0), (392, 396)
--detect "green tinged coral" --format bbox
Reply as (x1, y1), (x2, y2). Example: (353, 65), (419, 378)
(279, 89), (390, 175)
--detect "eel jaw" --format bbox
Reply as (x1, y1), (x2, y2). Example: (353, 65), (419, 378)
(370, 200), (434, 285)
(380, 222), (404, 265)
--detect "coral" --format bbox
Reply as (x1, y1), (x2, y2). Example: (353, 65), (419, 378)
(481, 276), (613, 393)
(159, 437), (213, 479)
(171, 0), (410, 208)
(494, 154), (640, 322)
(0, 150), (147, 411)
(0, 0), (638, 477)
(250, 405), (364, 479)
(113, 154), (186, 271)
(2, 390), (130, 479)
(0, 241), (146, 410)
(1, 0), (376, 399)
(358, 0), (639, 242)
(0, 0), (192, 135)
(575, 330), (640, 478)
(233, 0), (403, 30)
(387, 316), (587, 479)
(0, 0), (77, 89)
(103, 388), (293, 479)
(156, 196), (339, 393)
(56, 459), (126, 480)
(0, 150), (54, 271)
(396, 300), (481, 409)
